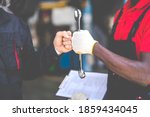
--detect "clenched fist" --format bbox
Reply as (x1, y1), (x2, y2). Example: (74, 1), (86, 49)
(53, 31), (72, 55)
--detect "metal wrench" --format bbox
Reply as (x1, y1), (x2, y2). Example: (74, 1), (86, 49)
(74, 9), (86, 78)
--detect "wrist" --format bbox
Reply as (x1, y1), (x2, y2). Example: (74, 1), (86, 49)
(55, 48), (62, 55)
(90, 40), (98, 54)
(92, 42), (100, 55)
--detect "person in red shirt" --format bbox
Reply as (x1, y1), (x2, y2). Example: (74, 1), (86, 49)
(71, 0), (150, 99)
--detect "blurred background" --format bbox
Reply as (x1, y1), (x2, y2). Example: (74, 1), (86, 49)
(22, 0), (126, 99)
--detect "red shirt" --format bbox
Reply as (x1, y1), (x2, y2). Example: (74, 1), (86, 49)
(114, 0), (150, 58)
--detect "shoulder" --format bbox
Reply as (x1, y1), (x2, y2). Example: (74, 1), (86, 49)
(0, 12), (25, 33)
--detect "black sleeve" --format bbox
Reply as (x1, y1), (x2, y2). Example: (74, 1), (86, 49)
(21, 23), (59, 80)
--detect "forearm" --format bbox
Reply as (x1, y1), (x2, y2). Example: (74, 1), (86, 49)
(22, 44), (59, 79)
(93, 42), (150, 86)
(38, 44), (59, 72)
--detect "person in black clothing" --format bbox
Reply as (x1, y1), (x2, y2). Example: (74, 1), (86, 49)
(0, 0), (72, 99)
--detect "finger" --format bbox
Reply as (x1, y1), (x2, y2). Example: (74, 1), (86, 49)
(63, 41), (72, 45)
(62, 31), (71, 38)
(63, 31), (72, 39)
(67, 31), (72, 36)
(63, 37), (71, 41)
(56, 31), (69, 39)
(65, 45), (72, 50)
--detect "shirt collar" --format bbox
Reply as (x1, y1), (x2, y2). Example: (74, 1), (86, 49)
(124, 0), (150, 11)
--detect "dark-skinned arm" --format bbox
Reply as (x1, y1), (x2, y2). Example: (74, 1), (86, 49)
(93, 42), (150, 86)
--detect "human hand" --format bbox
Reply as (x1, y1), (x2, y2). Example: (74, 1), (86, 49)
(53, 31), (72, 55)
(72, 30), (97, 54)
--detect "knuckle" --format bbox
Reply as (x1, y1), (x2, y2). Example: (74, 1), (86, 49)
(56, 32), (61, 36)
(67, 31), (71, 34)
(63, 31), (66, 34)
